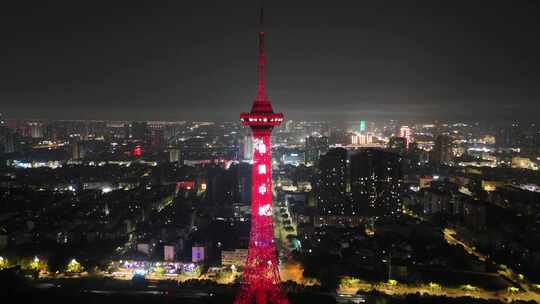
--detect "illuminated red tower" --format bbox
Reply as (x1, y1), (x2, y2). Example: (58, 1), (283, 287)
(234, 9), (288, 304)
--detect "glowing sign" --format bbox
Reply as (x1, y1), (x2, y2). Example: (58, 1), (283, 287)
(258, 184), (267, 194)
(258, 203), (272, 216)
(256, 141), (266, 154)
(258, 164), (267, 174)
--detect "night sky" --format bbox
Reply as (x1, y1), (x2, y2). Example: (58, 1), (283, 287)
(1, 1), (539, 122)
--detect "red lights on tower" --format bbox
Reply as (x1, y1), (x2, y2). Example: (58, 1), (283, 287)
(234, 8), (289, 304)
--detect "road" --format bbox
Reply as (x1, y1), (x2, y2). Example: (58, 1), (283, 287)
(339, 278), (540, 303)
(443, 228), (487, 262)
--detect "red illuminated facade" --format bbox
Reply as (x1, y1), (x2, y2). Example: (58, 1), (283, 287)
(234, 12), (288, 304)
(399, 126), (412, 148)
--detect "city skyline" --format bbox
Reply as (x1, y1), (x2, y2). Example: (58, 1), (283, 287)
(1, 1), (540, 121)
(2, 2), (540, 304)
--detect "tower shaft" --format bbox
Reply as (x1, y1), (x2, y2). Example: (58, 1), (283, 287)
(234, 7), (288, 304)
(234, 131), (288, 304)
(257, 32), (266, 100)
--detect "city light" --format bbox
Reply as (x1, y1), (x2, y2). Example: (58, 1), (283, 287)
(102, 186), (113, 194)
(507, 286), (520, 293)
(460, 284), (477, 291)
(1, 3), (540, 304)
(428, 282), (441, 290)
(29, 256), (41, 271)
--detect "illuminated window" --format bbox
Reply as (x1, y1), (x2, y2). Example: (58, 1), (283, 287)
(258, 164), (267, 174)
(258, 184), (267, 194)
(258, 203), (272, 216)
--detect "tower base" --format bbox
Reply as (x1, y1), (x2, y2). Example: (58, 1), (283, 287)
(234, 284), (289, 304)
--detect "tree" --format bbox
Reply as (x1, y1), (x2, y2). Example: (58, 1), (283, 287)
(318, 265), (340, 292)
(132, 273), (148, 289)
(66, 259), (84, 273)
(0, 256), (7, 269)
(155, 265), (166, 275)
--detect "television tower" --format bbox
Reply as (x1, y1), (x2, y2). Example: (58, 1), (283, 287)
(234, 7), (288, 304)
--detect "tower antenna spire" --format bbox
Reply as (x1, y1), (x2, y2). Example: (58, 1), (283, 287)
(259, 1), (264, 28)
(256, 1), (267, 102)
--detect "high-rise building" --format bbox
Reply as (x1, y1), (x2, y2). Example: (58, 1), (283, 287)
(431, 135), (452, 165)
(239, 134), (253, 162)
(285, 120), (294, 132)
(3, 132), (15, 154)
(350, 149), (402, 216)
(235, 162), (252, 206)
(0, 127), (7, 153)
(150, 129), (163, 149)
(205, 166), (235, 207)
(28, 121), (44, 138)
(534, 132), (540, 149)
(234, 9), (288, 304)
(169, 147), (181, 163)
(304, 135), (328, 165)
(71, 140), (85, 160)
(314, 148), (349, 216)
(399, 125), (412, 148)
(0, 121), (14, 154)
(350, 132), (373, 146)
(496, 124), (525, 148)
(388, 136), (407, 154)
(328, 128), (349, 146)
(81, 121), (89, 140)
(128, 121), (150, 142)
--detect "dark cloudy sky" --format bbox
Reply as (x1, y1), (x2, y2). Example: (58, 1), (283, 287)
(1, 1), (539, 122)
